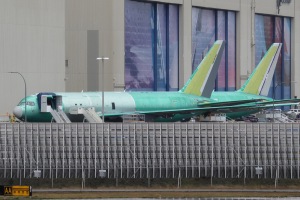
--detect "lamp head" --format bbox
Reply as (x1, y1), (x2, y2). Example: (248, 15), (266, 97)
(97, 57), (109, 60)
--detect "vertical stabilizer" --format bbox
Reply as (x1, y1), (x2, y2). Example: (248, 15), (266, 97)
(180, 40), (225, 97)
(239, 43), (282, 96)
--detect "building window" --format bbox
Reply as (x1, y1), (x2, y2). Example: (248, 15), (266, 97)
(125, 0), (179, 91)
(255, 15), (291, 101)
(192, 8), (236, 91)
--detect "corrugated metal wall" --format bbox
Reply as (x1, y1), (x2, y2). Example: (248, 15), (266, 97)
(0, 122), (299, 179)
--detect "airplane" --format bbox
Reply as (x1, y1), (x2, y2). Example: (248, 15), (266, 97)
(11, 40), (260, 123)
(209, 43), (300, 119)
(13, 41), (298, 123)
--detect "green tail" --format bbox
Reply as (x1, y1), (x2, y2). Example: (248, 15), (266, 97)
(180, 40), (225, 97)
(239, 43), (282, 96)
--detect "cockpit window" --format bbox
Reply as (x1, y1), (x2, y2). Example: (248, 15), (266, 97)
(17, 102), (24, 106)
(18, 101), (35, 106)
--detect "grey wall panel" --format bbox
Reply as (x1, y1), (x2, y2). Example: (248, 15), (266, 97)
(87, 30), (99, 91)
(192, 0), (240, 11)
(0, 0), (65, 115)
(65, 0), (114, 92)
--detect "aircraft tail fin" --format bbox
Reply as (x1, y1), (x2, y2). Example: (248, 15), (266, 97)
(180, 40), (225, 97)
(239, 43), (282, 96)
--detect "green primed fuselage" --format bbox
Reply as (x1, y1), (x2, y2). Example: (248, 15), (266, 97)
(16, 90), (273, 122)
(17, 91), (214, 122)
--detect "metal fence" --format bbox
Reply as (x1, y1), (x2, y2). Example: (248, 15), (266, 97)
(0, 122), (300, 179)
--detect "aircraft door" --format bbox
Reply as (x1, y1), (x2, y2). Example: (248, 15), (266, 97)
(40, 95), (53, 112)
(38, 92), (57, 112)
(55, 96), (63, 110)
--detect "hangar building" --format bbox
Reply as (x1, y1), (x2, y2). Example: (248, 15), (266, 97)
(0, 0), (299, 115)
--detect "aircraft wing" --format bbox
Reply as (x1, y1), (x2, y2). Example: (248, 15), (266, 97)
(118, 99), (264, 116)
(104, 98), (300, 118)
(103, 99), (264, 117)
(197, 99), (264, 107)
(199, 99), (300, 113)
(255, 98), (300, 106)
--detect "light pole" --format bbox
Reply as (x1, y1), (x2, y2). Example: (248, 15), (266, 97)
(97, 57), (109, 123)
(9, 72), (27, 122)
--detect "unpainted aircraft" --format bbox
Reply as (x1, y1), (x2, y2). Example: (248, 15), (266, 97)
(11, 40), (238, 122)
(210, 43), (299, 119)
(12, 41), (298, 122)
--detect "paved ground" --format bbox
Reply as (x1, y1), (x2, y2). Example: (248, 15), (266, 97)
(30, 188), (300, 199)
(33, 188), (300, 193)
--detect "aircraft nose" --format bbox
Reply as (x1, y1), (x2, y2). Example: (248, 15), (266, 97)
(13, 106), (23, 119)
